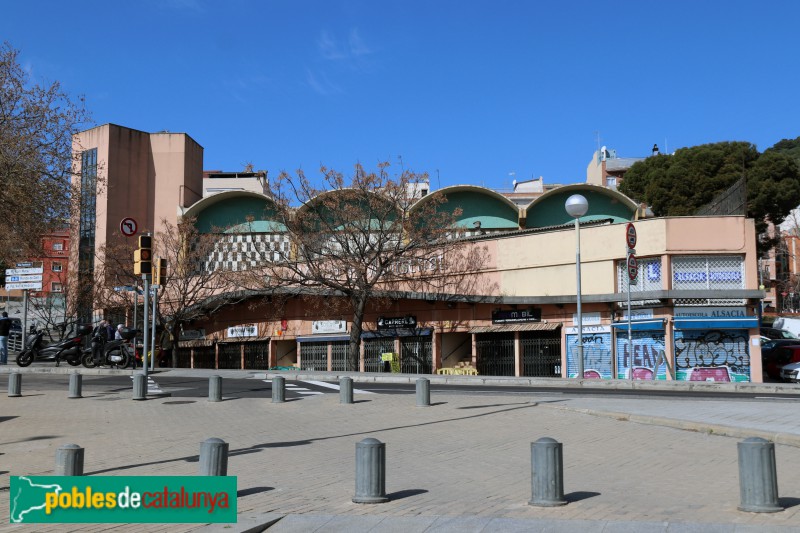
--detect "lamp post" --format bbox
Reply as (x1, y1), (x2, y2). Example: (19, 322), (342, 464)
(565, 194), (589, 379)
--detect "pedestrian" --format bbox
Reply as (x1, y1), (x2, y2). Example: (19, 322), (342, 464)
(0, 311), (10, 364)
(105, 321), (115, 341)
(115, 324), (125, 340)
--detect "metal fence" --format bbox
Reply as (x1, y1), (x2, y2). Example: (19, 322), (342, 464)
(217, 343), (242, 369)
(364, 338), (394, 372)
(400, 336), (432, 374)
(521, 336), (561, 377)
(331, 342), (349, 371)
(174, 348), (192, 368)
(192, 345), (216, 369)
(300, 341), (327, 371)
(475, 333), (515, 376)
(243, 342), (269, 369)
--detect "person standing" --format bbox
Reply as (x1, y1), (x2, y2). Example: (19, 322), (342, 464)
(0, 312), (11, 364)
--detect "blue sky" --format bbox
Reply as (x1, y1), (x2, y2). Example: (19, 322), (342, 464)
(4, 1), (800, 190)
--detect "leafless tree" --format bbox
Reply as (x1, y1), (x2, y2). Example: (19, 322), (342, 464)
(242, 162), (494, 370)
(0, 42), (92, 264)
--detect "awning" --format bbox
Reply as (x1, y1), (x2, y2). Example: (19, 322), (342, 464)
(470, 322), (561, 334)
(296, 334), (351, 343)
(362, 328), (432, 339)
(673, 317), (759, 330)
(611, 319), (665, 331)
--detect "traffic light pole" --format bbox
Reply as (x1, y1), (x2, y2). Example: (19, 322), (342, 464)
(142, 274), (149, 378)
(150, 284), (157, 371)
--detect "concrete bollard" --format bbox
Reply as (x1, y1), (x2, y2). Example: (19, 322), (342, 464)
(199, 438), (229, 476)
(208, 375), (222, 402)
(8, 372), (21, 397)
(738, 437), (783, 512)
(55, 444), (84, 476)
(132, 372), (147, 401)
(68, 372), (82, 399)
(353, 438), (388, 503)
(415, 377), (430, 407)
(272, 376), (285, 403)
(529, 437), (567, 507)
(340, 377), (353, 404)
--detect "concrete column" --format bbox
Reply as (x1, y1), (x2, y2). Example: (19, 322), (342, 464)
(55, 444), (84, 476)
(199, 438), (229, 476)
(353, 438), (388, 503)
(132, 372), (147, 400)
(208, 375), (222, 402)
(68, 372), (82, 399)
(272, 375), (285, 403)
(340, 377), (354, 404)
(8, 372), (21, 397)
(514, 331), (522, 377)
(416, 378), (430, 407)
(529, 437), (567, 507)
(738, 437), (782, 512)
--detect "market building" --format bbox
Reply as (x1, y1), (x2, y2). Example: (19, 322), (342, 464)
(72, 124), (765, 382)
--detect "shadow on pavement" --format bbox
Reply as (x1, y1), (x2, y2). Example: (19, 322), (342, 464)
(566, 491), (601, 503)
(779, 496), (800, 509)
(85, 403), (538, 475)
(457, 402), (533, 410)
(1, 435), (61, 446)
(387, 489), (428, 500)
(238, 486), (274, 498)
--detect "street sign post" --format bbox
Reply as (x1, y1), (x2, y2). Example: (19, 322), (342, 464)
(120, 217), (138, 237)
(626, 223), (637, 250)
(627, 253), (638, 281)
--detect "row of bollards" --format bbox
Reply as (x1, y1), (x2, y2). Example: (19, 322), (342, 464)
(46, 435), (784, 512)
(8, 371), (784, 513)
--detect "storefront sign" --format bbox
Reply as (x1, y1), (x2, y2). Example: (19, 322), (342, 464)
(572, 312), (602, 325)
(673, 271), (742, 283)
(619, 309), (655, 321)
(491, 308), (541, 324)
(312, 320), (347, 334)
(377, 316), (417, 330)
(227, 324), (257, 338)
(179, 328), (206, 341)
(565, 325), (611, 335)
(674, 307), (747, 318)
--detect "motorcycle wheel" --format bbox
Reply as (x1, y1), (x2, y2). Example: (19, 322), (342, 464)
(16, 350), (34, 367)
(67, 357), (82, 367)
(108, 348), (131, 369)
(82, 351), (97, 368)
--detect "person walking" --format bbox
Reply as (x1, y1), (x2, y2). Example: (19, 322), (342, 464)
(0, 312), (10, 364)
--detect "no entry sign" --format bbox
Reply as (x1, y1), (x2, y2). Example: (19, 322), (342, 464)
(625, 222), (637, 250)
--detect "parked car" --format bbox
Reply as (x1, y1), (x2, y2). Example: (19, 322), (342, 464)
(779, 361), (800, 383)
(760, 327), (798, 340)
(764, 345), (800, 380)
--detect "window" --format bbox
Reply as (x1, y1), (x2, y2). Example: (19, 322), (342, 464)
(52, 242), (64, 251)
(52, 262), (63, 272)
(51, 282), (63, 293)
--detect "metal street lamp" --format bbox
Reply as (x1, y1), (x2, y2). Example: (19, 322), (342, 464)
(565, 194), (589, 379)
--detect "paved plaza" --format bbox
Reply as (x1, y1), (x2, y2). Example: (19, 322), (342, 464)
(2, 369), (800, 532)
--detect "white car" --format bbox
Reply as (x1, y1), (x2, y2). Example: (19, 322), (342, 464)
(779, 361), (800, 383)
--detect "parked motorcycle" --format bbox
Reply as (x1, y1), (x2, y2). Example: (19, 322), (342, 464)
(81, 327), (137, 369)
(16, 325), (93, 367)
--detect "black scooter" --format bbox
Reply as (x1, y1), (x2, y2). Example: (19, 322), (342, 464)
(16, 325), (92, 367)
(81, 328), (137, 369)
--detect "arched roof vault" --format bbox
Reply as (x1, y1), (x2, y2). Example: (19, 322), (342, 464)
(524, 184), (638, 228)
(410, 185), (521, 229)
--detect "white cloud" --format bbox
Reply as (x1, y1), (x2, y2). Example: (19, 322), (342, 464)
(305, 69), (342, 96)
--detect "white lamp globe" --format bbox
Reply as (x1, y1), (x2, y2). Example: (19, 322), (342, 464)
(565, 194), (589, 218)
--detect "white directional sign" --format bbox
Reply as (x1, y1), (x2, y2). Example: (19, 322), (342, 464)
(6, 282), (43, 290)
(7, 274), (43, 282)
(6, 267), (43, 276)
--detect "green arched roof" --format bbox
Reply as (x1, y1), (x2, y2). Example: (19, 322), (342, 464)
(297, 189), (399, 230)
(182, 191), (285, 233)
(410, 185), (520, 229)
(524, 184), (638, 228)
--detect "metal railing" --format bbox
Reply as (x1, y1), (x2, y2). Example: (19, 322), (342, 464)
(521, 336), (561, 377)
(243, 342), (269, 369)
(475, 334), (515, 376)
(331, 342), (348, 371)
(299, 341), (327, 371)
(364, 339), (394, 372)
(192, 345), (216, 369)
(400, 336), (432, 374)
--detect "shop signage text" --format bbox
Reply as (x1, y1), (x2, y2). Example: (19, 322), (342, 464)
(312, 320), (347, 334)
(491, 308), (541, 324)
(377, 316), (417, 330)
(674, 306), (747, 318)
(227, 324), (257, 338)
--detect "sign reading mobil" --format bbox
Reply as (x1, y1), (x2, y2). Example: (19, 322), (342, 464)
(491, 308), (541, 324)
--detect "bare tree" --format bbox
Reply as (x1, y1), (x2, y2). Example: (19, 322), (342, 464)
(243, 162), (493, 370)
(0, 42), (91, 264)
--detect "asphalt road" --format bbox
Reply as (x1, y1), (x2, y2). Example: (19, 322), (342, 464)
(4, 372), (800, 403)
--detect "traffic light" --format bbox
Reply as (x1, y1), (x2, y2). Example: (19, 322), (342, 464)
(134, 234), (152, 275)
(154, 257), (167, 286)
